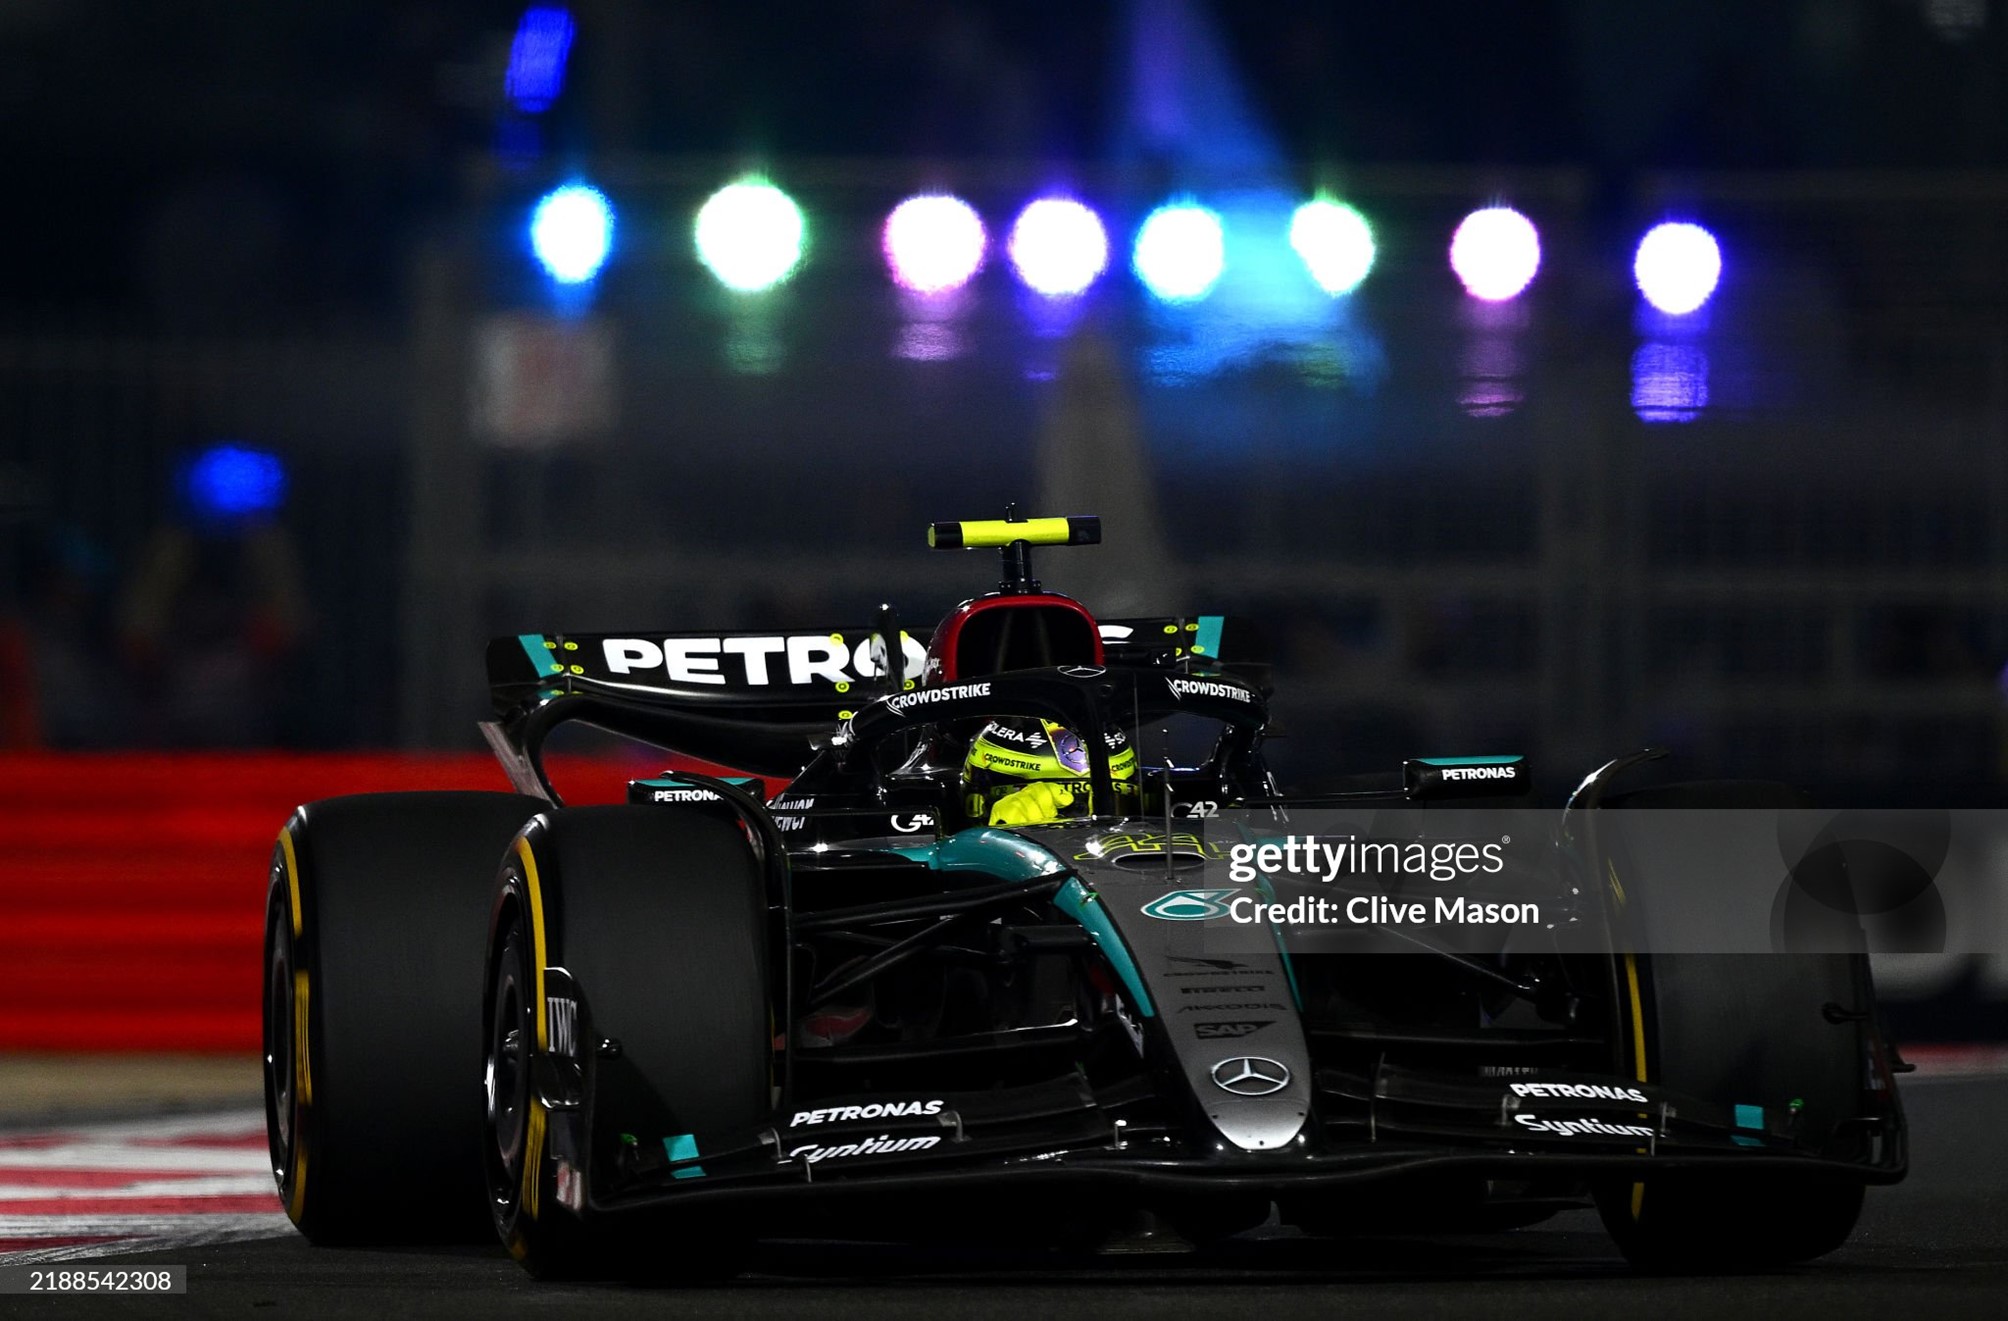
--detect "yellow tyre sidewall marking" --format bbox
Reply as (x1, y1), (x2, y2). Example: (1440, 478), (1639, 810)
(278, 827), (311, 1222)
(281, 830), (303, 938)
(288, 966), (311, 1220)
(1623, 951), (1650, 1220)
(513, 834), (550, 1220)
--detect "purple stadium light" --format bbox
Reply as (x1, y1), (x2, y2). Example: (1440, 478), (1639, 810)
(883, 195), (987, 294)
(1007, 198), (1109, 297)
(1449, 206), (1541, 302)
(1634, 222), (1723, 315)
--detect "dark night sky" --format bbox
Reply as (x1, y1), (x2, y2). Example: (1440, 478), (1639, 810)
(1, 1), (2000, 313)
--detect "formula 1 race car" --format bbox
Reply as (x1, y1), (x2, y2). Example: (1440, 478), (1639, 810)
(263, 515), (1906, 1277)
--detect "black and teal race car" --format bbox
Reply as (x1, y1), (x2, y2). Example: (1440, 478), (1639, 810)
(263, 515), (1906, 1277)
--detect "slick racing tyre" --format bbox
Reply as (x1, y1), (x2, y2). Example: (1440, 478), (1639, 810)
(1595, 952), (1875, 1268)
(1592, 783), (1885, 1269)
(264, 791), (543, 1243)
(485, 806), (771, 1279)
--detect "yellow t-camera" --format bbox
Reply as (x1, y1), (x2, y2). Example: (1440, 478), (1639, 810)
(928, 516), (1101, 550)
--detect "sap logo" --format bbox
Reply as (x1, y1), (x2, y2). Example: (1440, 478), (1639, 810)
(602, 633), (928, 687)
(1193, 1020), (1272, 1039)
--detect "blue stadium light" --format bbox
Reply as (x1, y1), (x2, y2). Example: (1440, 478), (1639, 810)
(1450, 206), (1541, 302)
(1289, 198), (1375, 295)
(530, 183), (613, 285)
(1634, 222), (1723, 315)
(1132, 202), (1226, 303)
(185, 444), (287, 520)
(506, 7), (576, 114)
(1007, 198), (1109, 297)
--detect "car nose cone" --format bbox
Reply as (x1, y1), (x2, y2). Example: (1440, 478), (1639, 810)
(1210, 1056), (1291, 1097)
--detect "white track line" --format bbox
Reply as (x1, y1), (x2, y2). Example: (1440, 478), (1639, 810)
(0, 1214), (296, 1265)
(0, 1108), (294, 1264)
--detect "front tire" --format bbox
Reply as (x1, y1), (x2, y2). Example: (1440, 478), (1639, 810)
(1594, 952), (1877, 1269)
(484, 806), (772, 1279)
(1586, 780), (1894, 1269)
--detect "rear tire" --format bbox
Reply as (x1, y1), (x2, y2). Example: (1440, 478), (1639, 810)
(484, 806), (772, 1279)
(264, 791), (543, 1243)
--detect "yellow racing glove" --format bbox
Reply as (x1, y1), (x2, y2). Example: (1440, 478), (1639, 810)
(987, 780), (1076, 826)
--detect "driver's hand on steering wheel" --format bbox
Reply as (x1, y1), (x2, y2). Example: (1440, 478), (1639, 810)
(987, 780), (1075, 826)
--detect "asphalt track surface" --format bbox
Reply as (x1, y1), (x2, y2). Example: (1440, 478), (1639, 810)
(7, 1074), (2002, 1321)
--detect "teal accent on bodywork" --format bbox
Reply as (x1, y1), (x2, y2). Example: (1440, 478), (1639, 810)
(934, 828), (1072, 880)
(1137, 889), (1236, 921)
(1054, 879), (1154, 1017)
(665, 1132), (706, 1178)
(886, 828), (1073, 884)
(1415, 755), (1524, 767)
(1192, 615), (1224, 661)
(880, 829), (1155, 1018)
(518, 633), (565, 677)
(1731, 1103), (1765, 1147)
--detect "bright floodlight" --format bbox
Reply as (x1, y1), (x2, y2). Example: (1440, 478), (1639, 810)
(529, 184), (613, 285)
(884, 195), (986, 293)
(1634, 222), (1722, 315)
(696, 180), (806, 293)
(1290, 198), (1376, 295)
(1449, 206), (1541, 301)
(1007, 198), (1109, 297)
(1132, 203), (1225, 303)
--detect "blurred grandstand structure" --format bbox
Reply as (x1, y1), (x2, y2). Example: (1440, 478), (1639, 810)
(5, 163), (2005, 807)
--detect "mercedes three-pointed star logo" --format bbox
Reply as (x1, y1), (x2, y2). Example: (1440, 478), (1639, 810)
(1209, 1056), (1291, 1097)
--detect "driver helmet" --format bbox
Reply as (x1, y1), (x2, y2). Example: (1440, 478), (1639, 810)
(961, 718), (1139, 826)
